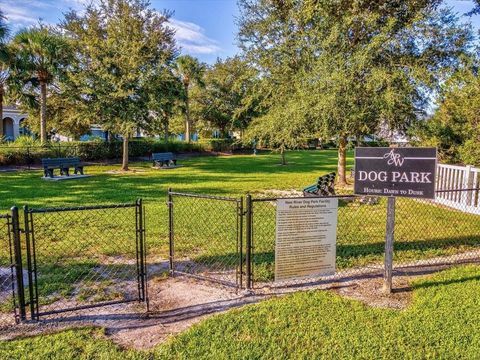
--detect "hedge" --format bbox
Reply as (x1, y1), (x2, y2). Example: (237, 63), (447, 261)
(0, 139), (207, 166)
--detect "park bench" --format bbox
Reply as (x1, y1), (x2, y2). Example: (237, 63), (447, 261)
(152, 152), (177, 168)
(42, 157), (84, 178)
(303, 172), (336, 196)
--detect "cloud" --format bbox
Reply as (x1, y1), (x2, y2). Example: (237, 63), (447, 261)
(1, 2), (40, 28)
(168, 18), (221, 55)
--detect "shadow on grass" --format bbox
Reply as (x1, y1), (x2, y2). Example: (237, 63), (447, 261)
(190, 235), (480, 270)
(411, 274), (480, 290)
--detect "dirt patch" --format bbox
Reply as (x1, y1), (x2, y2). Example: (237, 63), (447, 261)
(254, 189), (303, 197)
(332, 275), (411, 309)
(105, 168), (147, 174)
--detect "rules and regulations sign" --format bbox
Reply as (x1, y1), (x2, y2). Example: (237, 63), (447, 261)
(275, 198), (338, 282)
(354, 147), (437, 199)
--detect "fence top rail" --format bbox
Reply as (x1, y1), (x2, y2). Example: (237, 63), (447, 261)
(0, 214), (10, 219)
(251, 194), (357, 202)
(435, 188), (480, 193)
(169, 191), (241, 203)
(26, 202), (138, 214)
(437, 163), (467, 170)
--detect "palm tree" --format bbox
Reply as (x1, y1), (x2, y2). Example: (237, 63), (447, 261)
(0, 10), (10, 137)
(11, 27), (70, 144)
(175, 55), (205, 142)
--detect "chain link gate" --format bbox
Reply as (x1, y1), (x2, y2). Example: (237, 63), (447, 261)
(168, 190), (244, 288)
(0, 213), (22, 326)
(10, 200), (148, 321)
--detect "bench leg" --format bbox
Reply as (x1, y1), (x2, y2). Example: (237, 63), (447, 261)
(172, 160), (177, 166)
(48, 169), (54, 178)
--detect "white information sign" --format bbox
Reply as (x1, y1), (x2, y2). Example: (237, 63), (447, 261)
(275, 198), (338, 282)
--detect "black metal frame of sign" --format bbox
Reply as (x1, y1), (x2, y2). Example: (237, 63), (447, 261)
(354, 147), (437, 199)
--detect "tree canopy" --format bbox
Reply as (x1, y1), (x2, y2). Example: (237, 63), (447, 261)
(61, 0), (177, 169)
(238, 0), (473, 181)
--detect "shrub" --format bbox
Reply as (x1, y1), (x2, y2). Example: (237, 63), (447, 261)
(459, 139), (480, 166)
(197, 138), (234, 152)
(0, 139), (207, 166)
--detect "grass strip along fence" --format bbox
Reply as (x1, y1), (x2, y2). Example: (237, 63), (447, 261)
(0, 188), (479, 325)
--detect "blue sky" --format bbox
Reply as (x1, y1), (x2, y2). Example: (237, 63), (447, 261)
(0, 0), (479, 64)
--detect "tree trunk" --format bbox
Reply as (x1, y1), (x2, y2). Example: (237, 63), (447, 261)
(164, 121), (169, 143)
(40, 81), (47, 144)
(280, 144), (287, 165)
(337, 136), (347, 186)
(122, 134), (129, 171)
(184, 86), (191, 143)
(0, 85), (3, 137)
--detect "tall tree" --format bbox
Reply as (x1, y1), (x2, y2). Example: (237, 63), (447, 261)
(62, 0), (177, 170)
(193, 56), (261, 138)
(0, 10), (9, 137)
(175, 55), (205, 142)
(144, 66), (183, 141)
(11, 26), (71, 144)
(415, 58), (480, 166)
(238, 0), (472, 185)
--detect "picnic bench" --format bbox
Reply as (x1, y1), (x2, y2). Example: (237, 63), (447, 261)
(42, 157), (84, 178)
(152, 152), (177, 168)
(303, 172), (336, 196)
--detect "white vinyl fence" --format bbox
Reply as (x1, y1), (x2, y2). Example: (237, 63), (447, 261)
(436, 164), (480, 215)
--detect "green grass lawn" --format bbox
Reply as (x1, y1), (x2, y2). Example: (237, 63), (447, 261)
(2, 265), (480, 359)
(0, 150), (479, 308)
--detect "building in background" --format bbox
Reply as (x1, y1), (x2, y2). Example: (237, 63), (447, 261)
(1, 106), (28, 141)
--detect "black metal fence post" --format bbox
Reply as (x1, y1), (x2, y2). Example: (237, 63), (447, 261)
(136, 199), (146, 302)
(23, 205), (38, 320)
(168, 188), (174, 275)
(245, 194), (253, 289)
(11, 207), (26, 321)
(383, 196), (396, 293)
(238, 197), (244, 289)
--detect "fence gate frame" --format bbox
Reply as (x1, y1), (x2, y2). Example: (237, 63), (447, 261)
(10, 200), (148, 321)
(168, 189), (245, 289)
(1, 211), (24, 323)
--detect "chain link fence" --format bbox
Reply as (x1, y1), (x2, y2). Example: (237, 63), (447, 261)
(1, 188), (478, 325)
(165, 189), (479, 290)
(0, 214), (17, 327)
(250, 195), (388, 288)
(248, 190), (480, 288)
(168, 191), (243, 287)
(393, 190), (480, 271)
(6, 201), (149, 321)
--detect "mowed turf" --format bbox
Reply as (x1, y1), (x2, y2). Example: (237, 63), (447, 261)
(0, 150), (345, 208)
(1, 265), (480, 359)
(0, 150), (479, 301)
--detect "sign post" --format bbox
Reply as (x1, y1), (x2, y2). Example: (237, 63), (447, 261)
(354, 147), (437, 293)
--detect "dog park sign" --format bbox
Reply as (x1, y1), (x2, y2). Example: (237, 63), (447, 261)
(354, 147), (437, 199)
